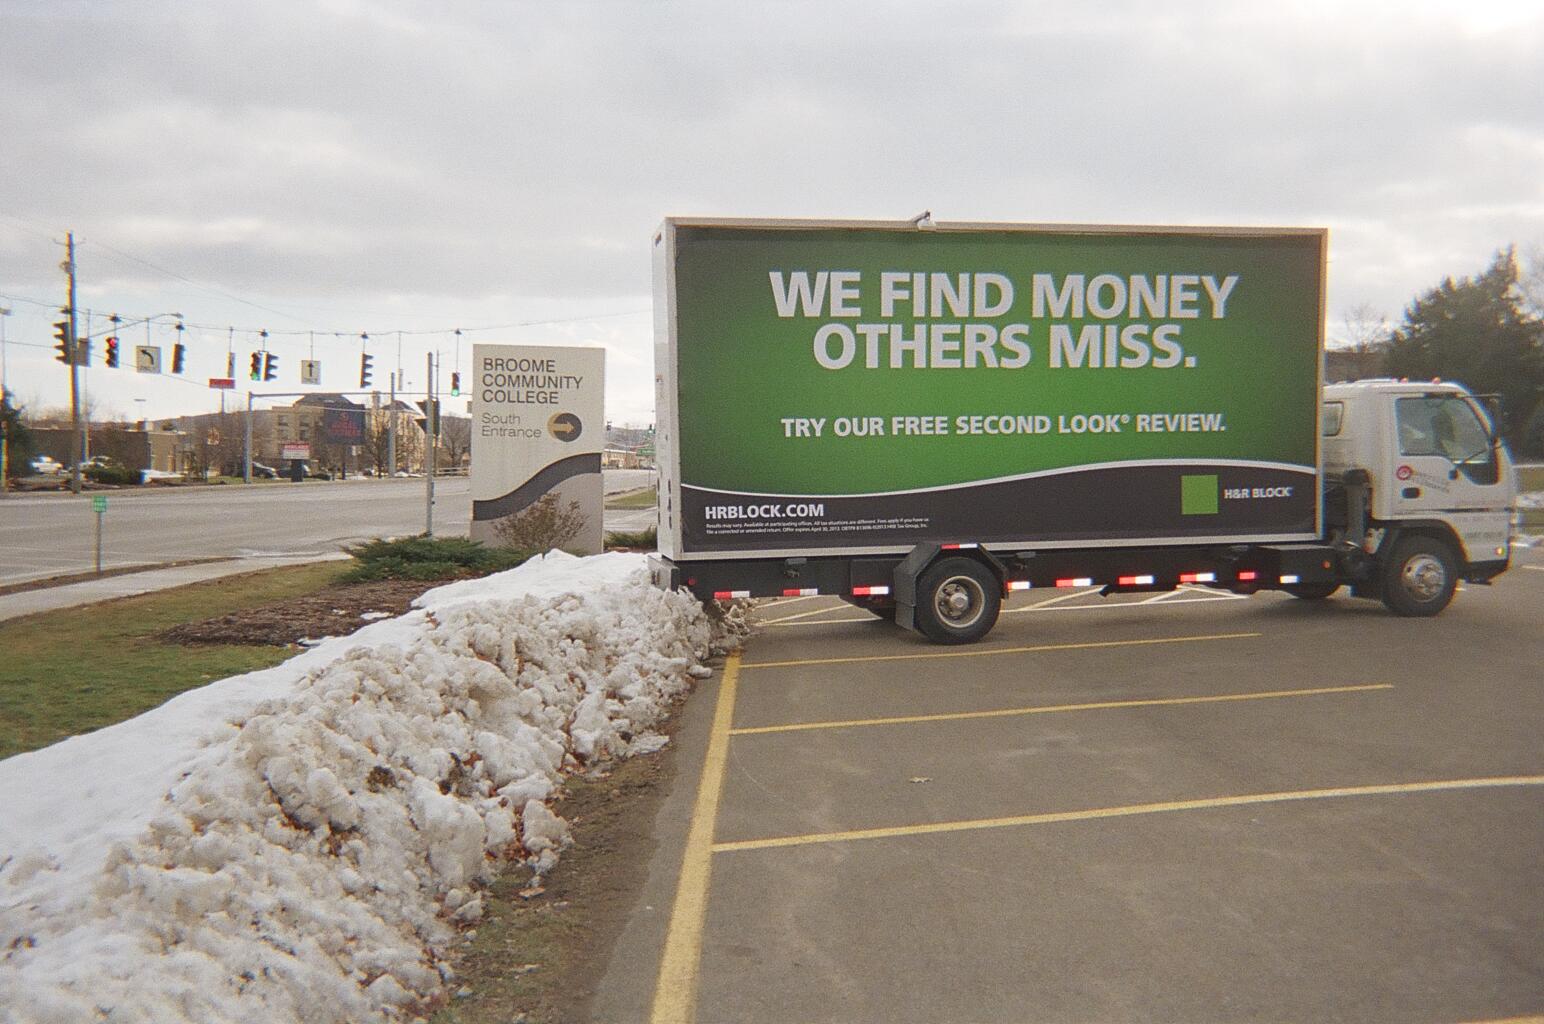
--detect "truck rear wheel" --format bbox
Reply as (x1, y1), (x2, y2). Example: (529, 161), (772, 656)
(1380, 536), (1457, 617)
(915, 557), (1001, 644)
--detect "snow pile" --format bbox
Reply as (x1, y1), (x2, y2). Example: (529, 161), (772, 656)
(0, 552), (720, 1023)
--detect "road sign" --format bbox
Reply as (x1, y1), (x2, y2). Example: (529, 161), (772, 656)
(281, 442), (312, 461)
(92, 495), (107, 513)
(135, 345), (162, 374)
(208, 377), (236, 390)
(301, 359), (321, 386)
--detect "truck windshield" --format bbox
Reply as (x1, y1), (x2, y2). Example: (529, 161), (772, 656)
(1395, 396), (1498, 484)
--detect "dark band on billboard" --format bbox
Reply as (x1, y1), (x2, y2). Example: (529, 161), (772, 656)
(472, 453), (602, 522)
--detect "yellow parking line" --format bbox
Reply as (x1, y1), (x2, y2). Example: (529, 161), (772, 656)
(649, 655), (741, 1024)
(730, 683), (1393, 737)
(740, 631), (1260, 670)
(712, 776), (1544, 854)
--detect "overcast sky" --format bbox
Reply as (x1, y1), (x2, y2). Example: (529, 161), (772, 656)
(2, 0), (1541, 424)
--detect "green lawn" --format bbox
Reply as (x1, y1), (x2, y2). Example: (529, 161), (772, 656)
(0, 561), (348, 759)
(1518, 466), (1544, 529)
(603, 486), (658, 510)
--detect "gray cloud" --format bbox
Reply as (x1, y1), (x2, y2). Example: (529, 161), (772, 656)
(2, 0), (1542, 417)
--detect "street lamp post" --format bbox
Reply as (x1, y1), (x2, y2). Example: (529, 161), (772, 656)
(0, 305), (11, 492)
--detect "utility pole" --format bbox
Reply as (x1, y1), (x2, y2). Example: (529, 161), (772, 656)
(64, 232), (83, 495)
(244, 391), (253, 484)
(387, 371), (397, 476)
(425, 352), (436, 535)
(0, 305), (11, 493)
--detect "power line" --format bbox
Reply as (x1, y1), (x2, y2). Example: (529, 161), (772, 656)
(0, 289), (648, 340)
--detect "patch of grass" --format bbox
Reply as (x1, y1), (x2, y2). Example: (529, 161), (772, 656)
(604, 526), (657, 550)
(341, 536), (532, 583)
(429, 751), (676, 1024)
(1516, 467), (1544, 529)
(0, 562), (349, 760)
(603, 487), (657, 510)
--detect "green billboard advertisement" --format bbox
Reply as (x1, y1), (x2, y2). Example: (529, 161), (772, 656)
(661, 221), (1324, 555)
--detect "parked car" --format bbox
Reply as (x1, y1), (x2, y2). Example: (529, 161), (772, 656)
(251, 462), (277, 479)
(139, 468), (183, 484)
(29, 455), (64, 476)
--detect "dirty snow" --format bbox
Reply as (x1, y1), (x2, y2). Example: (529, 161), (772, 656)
(0, 552), (726, 1023)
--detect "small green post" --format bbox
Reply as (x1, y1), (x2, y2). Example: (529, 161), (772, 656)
(92, 495), (107, 573)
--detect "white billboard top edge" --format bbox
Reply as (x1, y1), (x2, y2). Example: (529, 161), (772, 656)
(658, 216), (1328, 240)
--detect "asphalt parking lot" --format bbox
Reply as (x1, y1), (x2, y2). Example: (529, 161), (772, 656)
(600, 548), (1544, 1024)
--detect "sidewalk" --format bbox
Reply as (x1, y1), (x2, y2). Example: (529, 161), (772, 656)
(0, 553), (352, 623)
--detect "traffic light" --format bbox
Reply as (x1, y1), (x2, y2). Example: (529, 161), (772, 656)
(263, 352), (278, 382)
(105, 336), (119, 368)
(54, 320), (73, 364)
(250, 352), (262, 380)
(171, 343), (186, 374)
(450, 371), (460, 396)
(360, 353), (373, 389)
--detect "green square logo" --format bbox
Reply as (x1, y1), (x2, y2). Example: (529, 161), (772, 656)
(1181, 474), (1218, 516)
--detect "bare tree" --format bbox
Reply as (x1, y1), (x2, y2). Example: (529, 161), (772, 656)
(439, 415), (471, 469)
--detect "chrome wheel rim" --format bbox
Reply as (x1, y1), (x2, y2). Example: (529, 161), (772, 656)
(934, 575), (985, 629)
(1401, 553), (1447, 602)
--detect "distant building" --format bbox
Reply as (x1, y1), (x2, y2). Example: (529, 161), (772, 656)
(29, 423), (186, 474)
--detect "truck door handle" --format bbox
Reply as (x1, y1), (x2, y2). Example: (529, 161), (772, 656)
(1402, 486), (1421, 499)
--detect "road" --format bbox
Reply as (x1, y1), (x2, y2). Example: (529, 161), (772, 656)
(0, 471), (657, 586)
(600, 544), (1544, 1024)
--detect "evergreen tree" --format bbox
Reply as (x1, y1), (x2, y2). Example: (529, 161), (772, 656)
(1385, 249), (1544, 451)
(2, 396), (37, 479)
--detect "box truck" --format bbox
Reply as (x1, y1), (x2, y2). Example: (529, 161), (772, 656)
(649, 218), (1517, 643)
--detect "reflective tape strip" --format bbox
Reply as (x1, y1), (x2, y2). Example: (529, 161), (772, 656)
(941, 542), (979, 550)
(782, 588), (820, 597)
(1237, 571), (1258, 582)
(1180, 572), (1216, 583)
(1279, 574), (1300, 585)
(1118, 575), (1156, 586)
(852, 585), (890, 597)
(713, 590), (752, 600)
(1055, 578), (1094, 588)
(1007, 580), (1032, 591)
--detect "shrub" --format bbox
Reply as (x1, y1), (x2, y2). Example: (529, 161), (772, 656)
(341, 535), (531, 583)
(491, 494), (589, 552)
(86, 464), (140, 486)
(605, 526), (658, 550)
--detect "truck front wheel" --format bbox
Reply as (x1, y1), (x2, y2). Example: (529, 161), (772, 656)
(1380, 536), (1457, 617)
(916, 557), (1001, 644)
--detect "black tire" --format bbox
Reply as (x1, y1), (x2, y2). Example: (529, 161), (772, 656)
(1380, 536), (1457, 617)
(914, 557), (1001, 644)
(1284, 581), (1340, 601)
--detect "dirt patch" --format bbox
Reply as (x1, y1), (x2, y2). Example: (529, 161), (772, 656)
(432, 705), (688, 1024)
(157, 579), (437, 646)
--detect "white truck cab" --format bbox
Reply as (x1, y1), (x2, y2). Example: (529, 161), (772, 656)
(1322, 379), (1516, 614)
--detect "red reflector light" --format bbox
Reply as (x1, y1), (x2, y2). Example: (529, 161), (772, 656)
(1237, 571), (1258, 582)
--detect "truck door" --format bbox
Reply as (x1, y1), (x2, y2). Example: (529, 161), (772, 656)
(1389, 393), (1512, 560)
